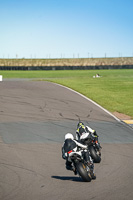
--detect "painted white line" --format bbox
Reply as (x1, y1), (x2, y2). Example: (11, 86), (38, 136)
(55, 83), (121, 122)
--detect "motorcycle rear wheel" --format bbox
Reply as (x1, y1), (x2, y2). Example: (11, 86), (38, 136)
(89, 146), (101, 163)
(75, 162), (91, 182)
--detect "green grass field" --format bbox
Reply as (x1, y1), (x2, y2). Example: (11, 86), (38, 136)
(0, 69), (133, 118)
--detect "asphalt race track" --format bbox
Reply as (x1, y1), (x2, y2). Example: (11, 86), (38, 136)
(0, 80), (133, 200)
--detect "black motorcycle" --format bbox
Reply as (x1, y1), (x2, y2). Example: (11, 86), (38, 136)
(80, 133), (102, 163)
(68, 150), (95, 182)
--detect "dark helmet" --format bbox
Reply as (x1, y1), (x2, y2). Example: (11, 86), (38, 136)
(77, 122), (84, 129)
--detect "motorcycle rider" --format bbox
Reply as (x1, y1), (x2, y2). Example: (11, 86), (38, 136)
(62, 133), (96, 179)
(76, 122), (100, 147)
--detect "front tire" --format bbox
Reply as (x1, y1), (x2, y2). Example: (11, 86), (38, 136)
(75, 162), (91, 182)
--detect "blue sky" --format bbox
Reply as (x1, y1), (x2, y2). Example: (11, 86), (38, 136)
(0, 0), (133, 58)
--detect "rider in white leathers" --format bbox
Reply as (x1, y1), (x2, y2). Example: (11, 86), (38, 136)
(62, 133), (96, 179)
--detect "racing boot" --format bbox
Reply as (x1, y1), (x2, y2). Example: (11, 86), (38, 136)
(90, 165), (96, 180)
(90, 170), (96, 180)
(87, 162), (96, 180)
(66, 160), (73, 171)
(72, 167), (78, 175)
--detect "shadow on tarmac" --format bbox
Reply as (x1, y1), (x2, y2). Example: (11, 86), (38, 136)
(51, 175), (83, 182)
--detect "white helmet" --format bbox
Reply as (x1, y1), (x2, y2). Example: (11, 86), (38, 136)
(65, 133), (74, 140)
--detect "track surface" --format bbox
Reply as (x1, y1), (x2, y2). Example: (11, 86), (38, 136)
(0, 81), (133, 200)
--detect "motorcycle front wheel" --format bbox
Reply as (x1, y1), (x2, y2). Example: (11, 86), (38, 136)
(75, 162), (91, 182)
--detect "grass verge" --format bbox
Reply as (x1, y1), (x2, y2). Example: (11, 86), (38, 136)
(0, 69), (133, 119)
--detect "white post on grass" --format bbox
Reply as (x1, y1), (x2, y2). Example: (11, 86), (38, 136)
(0, 75), (3, 81)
